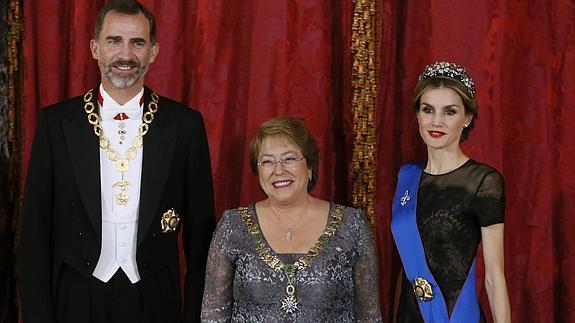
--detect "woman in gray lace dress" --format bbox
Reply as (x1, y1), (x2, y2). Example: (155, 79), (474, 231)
(201, 117), (382, 322)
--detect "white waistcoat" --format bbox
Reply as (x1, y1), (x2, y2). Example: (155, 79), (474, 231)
(92, 85), (144, 284)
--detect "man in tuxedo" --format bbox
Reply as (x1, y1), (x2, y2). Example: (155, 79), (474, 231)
(18, 1), (215, 322)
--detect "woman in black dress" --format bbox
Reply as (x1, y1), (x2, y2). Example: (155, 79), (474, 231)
(392, 62), (510, 323)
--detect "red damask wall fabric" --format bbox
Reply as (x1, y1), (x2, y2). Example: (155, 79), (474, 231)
(22, 0), (349, 212)
(21, 0), (575, 322)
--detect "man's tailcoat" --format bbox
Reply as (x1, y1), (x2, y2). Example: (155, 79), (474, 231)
(19, 87), (215, 323)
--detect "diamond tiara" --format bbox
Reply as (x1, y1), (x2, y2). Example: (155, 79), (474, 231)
(418, 61), (476, 98)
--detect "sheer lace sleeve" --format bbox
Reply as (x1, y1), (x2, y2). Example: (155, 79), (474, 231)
(201, 210), (235, 323)
(473, 170), (505, 227)
(352, 209), (383, 322)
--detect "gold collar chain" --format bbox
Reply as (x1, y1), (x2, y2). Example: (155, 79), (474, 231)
(239, 204), (344, 316)
(82, 89), (159, 205)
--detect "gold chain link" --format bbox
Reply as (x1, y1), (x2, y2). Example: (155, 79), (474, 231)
(82, 89), (159, 165)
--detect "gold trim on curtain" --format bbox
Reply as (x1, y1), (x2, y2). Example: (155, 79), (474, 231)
(8, 0), (23, 247)
(351, 0), (379, 226)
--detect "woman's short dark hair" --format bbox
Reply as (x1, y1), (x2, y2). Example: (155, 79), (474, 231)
(249, 117), (319, 192)
(94, 0), (156, 43)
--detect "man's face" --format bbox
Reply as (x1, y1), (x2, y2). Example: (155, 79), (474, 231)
(90, 11), (159, 90)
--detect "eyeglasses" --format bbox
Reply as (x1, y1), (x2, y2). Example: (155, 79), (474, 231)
(257, 156), (305, 170)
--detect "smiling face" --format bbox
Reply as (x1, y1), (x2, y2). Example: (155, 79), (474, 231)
(416, 87), (473, 151)
(90, 11), (159, 91)
(257, 136), (312, 205)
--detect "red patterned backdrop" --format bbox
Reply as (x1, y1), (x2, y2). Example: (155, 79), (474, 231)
(20, 0), (575, 322)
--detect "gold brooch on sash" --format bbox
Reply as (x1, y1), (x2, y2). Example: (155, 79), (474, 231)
(413, 277), (434, 301)
(161, 208), (180, 233)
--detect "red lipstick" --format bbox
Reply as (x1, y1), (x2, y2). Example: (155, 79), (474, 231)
(428, 131), (446, 138)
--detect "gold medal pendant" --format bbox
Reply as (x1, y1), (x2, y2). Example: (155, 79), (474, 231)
(116, 159), (129, 172)
(114, 191), (130, 206)
(113, 162), (130, 207)
(83, 89), (160, 208)
(113, 180), (132, 206)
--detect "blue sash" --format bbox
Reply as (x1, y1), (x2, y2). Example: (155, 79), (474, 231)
(391, 163), (480, 323)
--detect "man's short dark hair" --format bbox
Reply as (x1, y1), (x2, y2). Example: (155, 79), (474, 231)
(94, 0), (157, 43)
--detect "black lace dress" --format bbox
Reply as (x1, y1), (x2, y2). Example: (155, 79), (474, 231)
(395, 160), (505, 322)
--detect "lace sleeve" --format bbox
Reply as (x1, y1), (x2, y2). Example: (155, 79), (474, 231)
(201, 210), (235, 323)
(473, 170), (506, 227)
(352, 209), (383, 322)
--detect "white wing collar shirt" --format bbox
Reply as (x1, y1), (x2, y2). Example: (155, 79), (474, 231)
(93, 84), (144, 284)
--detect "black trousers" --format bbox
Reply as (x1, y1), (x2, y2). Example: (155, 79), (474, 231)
(55, 265), (180, 323)
(91, 270), (144, 323)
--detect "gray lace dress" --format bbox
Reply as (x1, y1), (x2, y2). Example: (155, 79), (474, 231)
(201, 202), (382, 322)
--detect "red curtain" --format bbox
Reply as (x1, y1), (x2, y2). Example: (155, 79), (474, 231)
(22, 0), (350, 212)
(21, 0), (575, 322)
